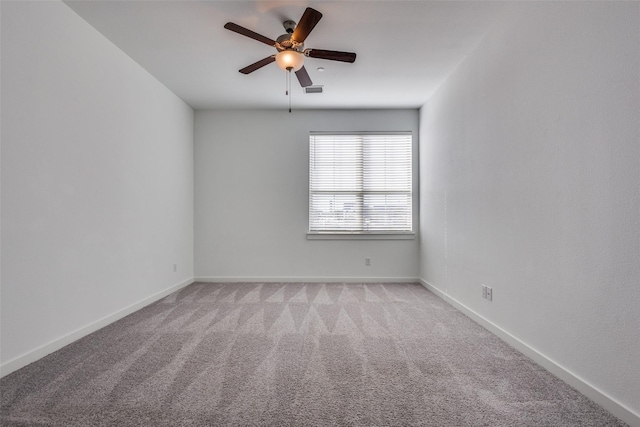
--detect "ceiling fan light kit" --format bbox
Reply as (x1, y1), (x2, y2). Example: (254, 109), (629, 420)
(224, 7), (356, 111)
(275, 50), (304, 72)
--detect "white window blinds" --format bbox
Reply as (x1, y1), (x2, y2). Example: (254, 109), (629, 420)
(309, 133), (412, 233)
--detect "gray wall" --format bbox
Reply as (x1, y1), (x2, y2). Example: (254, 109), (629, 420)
(1, 1), (194, 371)
(419, 2), (640, 419)
(194, 109), (419, 281)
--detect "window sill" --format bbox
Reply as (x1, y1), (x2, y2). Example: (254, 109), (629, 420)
(307, 233), (415, 240)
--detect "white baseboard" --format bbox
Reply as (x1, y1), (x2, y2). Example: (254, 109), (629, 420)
(195, 276), (420, 283)
(417, 279), (640, 427)
(0, 277), (195, 378)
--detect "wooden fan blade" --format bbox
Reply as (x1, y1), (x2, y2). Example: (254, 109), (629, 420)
(306, 49), (356, 63)
(295, 66), (313, 87)
(292, 8), (323, 44)
(239, 56), (276, 74)
(224, 22), (276, 46)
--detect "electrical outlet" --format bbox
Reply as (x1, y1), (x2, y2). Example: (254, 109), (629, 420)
(482, 285), (487, 299)
(486, 286), (493, 301)
(365, 257), (371, 266)
(173, 264), (177, 272)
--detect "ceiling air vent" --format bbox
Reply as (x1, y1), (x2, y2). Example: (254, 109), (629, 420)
(304, 86), (323, 94)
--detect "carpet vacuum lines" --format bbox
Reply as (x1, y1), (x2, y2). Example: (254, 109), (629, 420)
(0, 282), (627, 426)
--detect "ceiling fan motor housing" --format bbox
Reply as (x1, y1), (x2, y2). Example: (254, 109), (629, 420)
(276, 33), (303, 52)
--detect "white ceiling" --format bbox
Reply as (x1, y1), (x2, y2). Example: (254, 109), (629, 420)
(64, 1), (505, 110)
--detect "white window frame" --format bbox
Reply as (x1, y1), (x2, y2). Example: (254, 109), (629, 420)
(307, 131), (414, 240)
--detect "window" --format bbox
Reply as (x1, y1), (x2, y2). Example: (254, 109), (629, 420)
(308, 132), (412, 236)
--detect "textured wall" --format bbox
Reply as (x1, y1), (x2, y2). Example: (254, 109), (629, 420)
(194, 109), (419, 281)
(1, 1), (194, 366)
(419, 1), (640, 417)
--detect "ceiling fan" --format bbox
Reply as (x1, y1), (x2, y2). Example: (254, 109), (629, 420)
(224, 7), (356, 88)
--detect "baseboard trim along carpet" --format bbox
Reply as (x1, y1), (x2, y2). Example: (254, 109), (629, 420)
(196, 276), (420, 283)
(0, 277), (195, 378)
(418, 278), (640, 427)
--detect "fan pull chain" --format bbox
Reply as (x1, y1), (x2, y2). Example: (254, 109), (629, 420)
(285, 69), (288, 96)
(287, 69), (292, 113)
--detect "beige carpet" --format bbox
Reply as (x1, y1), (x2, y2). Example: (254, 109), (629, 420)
(0, 282), (625, 426)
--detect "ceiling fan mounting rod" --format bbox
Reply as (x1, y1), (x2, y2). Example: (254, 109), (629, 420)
(283, 20), (296, 34)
